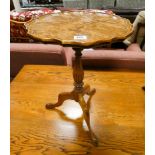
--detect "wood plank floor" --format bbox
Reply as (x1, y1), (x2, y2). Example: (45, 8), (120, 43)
(11, 65), (145, 155)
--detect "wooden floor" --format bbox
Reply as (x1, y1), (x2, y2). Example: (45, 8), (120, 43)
(10, 65), (145, 155)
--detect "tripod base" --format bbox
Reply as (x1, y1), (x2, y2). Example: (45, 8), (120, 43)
(46, 84), (98, 145)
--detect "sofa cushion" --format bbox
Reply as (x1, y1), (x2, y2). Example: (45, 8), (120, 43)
(10, 43), (66, 77)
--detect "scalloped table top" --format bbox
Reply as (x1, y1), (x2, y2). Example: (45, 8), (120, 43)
(25, 11), (133, 47)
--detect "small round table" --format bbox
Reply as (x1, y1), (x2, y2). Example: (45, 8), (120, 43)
(25, 10), (133, 145)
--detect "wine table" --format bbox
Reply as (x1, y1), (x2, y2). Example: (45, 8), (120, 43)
(25, 10), (133, 144)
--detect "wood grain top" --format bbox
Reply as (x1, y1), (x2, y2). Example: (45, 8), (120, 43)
(11, 65), (144, 155)
(25, 11), (133, 47)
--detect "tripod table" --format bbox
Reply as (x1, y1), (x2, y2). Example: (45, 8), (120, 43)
(25, 10), (133, 145)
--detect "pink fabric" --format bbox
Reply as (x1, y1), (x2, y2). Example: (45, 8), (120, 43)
(11, 43), (145, 78)
(62, 48), (125, 66)
(62, 47), (74, 66)
(126, 43), (143, 52)
(10, 43), (66, 77)
(80, 50), (144, 70)
(82, 50), (144, 60)
(11, 43), (63, 54)
(63, 48), (145, 70)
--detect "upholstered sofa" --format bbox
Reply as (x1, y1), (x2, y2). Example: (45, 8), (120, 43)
(10, 42), (145, 79)
(10, 43), (67, 78)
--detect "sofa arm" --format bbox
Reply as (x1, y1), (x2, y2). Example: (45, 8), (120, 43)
(80, 49), (144, 70)
(10, 43), (67, 77)
(65, 49), (144, 70)
(61, 47), (145, 70)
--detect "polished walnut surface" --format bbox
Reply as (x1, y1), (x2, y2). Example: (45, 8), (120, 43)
(11, 65), (144, 155)
(25, 11), (133, 47)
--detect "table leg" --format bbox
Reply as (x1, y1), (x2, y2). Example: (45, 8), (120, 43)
(46, 48), (97, 145)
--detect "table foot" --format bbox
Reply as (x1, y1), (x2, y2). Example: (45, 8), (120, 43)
(46, 92), (74, 109)
(45, 84), (98, 145)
